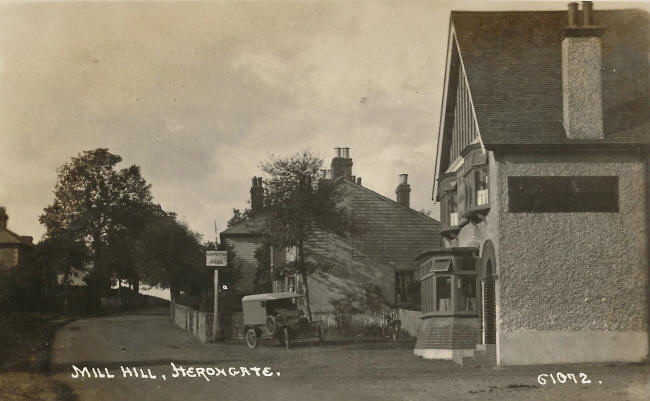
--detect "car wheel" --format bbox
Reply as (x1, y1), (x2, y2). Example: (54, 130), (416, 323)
(245, 328), (258, 349)
(283, 327), (291, 349)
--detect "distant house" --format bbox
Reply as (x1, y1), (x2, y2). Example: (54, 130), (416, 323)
(219, 177), (266, 295)
(275, 173), (440, 312)
(0, 207), (34, 270)
(259, 148), (440, 312)
(418, 3), (649, 366)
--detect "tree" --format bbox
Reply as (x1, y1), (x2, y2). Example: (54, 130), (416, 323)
(259, 150), (352, 320)
(227, 208), (254, 228)
(134, 213), (206, 302)
(39, 148), (153, 295)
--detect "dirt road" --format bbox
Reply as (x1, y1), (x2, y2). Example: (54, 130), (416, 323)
(47, 308), (649, 401)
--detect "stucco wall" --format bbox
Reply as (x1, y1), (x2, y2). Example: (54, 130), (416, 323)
(496, 152), (648, 333)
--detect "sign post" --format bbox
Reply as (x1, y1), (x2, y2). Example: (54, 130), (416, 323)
(206, 250), (227, 342)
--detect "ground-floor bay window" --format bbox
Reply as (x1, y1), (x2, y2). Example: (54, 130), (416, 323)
(419, 247), (479, 316)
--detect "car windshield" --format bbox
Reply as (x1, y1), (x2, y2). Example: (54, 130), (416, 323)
(270, 298), (298, 311)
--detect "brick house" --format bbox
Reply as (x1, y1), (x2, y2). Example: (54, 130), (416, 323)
(416, 3), (649, 366)
(222, 148), (441, 311)
(0, 207), (34, 270)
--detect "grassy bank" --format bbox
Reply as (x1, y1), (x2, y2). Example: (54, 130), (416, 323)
(0, 313), (77, 401)
(0, 313), (59, 372)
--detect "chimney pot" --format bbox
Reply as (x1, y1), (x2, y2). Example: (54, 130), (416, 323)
(395, 175), (411, 207)
(250, 177), (264, 215)
(331, 147), (353, 180)
(0, 207), (7, 230)
(567, 2), (579, 27)
(334, 147), (342, 158)
(356, 177), (362, 186)
(583, 1), (594, 26)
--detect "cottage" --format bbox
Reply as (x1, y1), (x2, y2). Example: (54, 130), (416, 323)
(0, 207), (34, 270)
(219, 177), (267, 295)
(417, 2), (649, 366)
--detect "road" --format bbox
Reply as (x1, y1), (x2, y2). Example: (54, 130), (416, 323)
(48, 307), (649, 401)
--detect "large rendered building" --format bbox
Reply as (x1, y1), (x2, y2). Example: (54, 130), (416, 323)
(416, 2), (649, 366)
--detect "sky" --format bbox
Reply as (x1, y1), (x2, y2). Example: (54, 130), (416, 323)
(0, 0), (647, 242)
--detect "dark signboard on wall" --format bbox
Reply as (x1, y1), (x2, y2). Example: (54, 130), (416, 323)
(508, 176), (619, 213)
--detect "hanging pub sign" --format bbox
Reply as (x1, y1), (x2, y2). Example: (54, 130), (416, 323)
(206, 251), (227, 267)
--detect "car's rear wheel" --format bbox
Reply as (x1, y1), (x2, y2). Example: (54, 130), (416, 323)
(245, 328), (258, 349)
(265, 315), (279, 336)
(283, 327), (291, 349)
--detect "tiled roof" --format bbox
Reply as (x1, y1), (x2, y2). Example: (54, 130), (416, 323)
(336, 179), (441, 271)
(452, 9), (649, 146)
(219, 215), (268, 237)
(0, 227), (34, 247)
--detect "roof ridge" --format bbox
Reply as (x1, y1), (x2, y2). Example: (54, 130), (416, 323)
(336, 179), (440, 223)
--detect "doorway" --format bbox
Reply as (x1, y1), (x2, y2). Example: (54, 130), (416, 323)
(482, 261), (496, 344)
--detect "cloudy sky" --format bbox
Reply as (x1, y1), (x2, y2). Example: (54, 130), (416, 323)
(0, 0), (646, 242)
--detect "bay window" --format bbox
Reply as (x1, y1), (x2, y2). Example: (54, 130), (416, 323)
(419, 248), (479, 316)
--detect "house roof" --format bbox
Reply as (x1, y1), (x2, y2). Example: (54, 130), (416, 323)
(219, 215), (268, 237)
(0, 227), (34, 247)
(334, 179), (441, 271)
(451, 9), (649, 147)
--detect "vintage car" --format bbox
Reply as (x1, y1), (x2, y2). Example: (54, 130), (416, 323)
(241, 292), (323, 349)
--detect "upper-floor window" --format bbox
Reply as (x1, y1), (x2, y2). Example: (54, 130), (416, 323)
(474, 168), (489, 206)
(465, 165), (489, 210)
(448, 192), (458, 226)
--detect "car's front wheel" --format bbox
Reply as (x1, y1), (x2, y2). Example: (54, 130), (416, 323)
(245, 328), (259, 349)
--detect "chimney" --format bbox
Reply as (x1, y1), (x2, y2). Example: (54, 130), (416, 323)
(250, 176), (264, 215)
(331, 147), (353, 181)
(560, 1), (605, 140)
(395, 174), (411, 207)
(0, 207), (7, 230)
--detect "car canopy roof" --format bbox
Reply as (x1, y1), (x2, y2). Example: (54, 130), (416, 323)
(242, 292), (305, 303)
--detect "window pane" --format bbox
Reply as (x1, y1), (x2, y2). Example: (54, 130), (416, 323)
(455, 276), (477, 312)
(475, 168), (489, 206)
(436, 276), (452, 312)
(421, 276), (433, 313)
(448, 192), (458, 225)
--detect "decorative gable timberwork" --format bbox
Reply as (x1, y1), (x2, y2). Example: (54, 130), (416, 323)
(434, 29), (481, 200)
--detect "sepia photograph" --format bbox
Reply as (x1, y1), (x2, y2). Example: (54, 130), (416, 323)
(0, 0), (648, 400)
